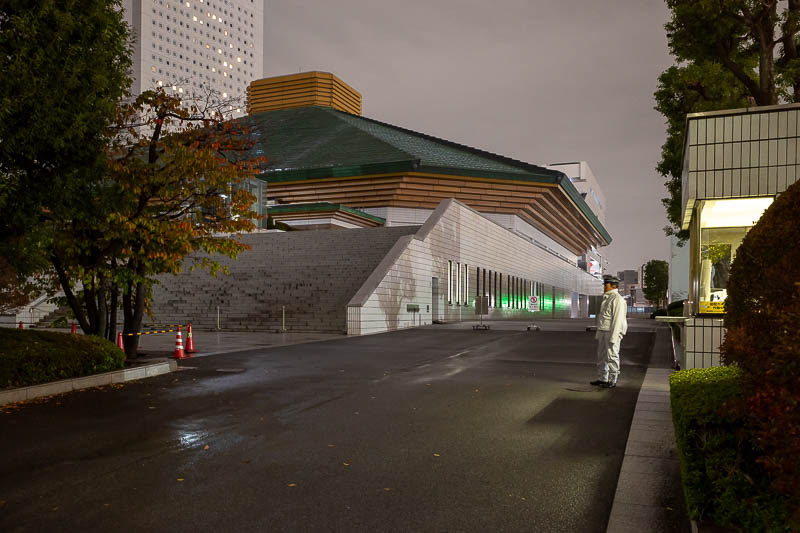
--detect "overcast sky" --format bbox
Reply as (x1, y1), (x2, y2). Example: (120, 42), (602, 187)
(262, 0), (675, 274)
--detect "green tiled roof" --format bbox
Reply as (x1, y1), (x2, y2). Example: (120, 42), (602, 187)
(245, 106), (611, 244)
(268, 202), (385, 224)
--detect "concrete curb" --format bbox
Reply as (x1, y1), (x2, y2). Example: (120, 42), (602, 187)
(606, 367), (685, 532)
(0, 359), (178, 407)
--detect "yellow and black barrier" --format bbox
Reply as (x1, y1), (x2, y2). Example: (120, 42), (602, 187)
(124, 325), (186, 337)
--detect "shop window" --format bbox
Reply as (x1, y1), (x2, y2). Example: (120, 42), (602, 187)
(699, 227), (747, 312)
(697, 198), (772, 313)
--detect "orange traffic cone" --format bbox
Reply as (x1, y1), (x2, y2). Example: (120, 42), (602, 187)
(185, 322), (195, 354)
(18, 321), (23, 329)
(116, 332), (124, 350)
(173, 326), (186, 359)
(71, 322), (77, 334)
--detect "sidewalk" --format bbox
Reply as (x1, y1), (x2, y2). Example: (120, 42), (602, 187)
(606, 368), (689, 532)
(606, 323), (691, 533)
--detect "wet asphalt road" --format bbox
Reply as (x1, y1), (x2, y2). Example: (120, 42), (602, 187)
(0, 320), (655, 532)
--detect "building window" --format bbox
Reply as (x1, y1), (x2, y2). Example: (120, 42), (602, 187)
(487, 270), (492, 307)
(464, 264), (469, 307)
(448, 260), (452, 305)
(498, 274), (503, 308)
(456, 262), (461, 305)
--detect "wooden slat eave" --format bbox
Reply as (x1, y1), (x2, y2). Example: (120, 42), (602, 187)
(266, 172), (594, 252)
(537, 193), (594, 247)
(542, 189), (606, 248)
(522, 204), (586, 255)
(553, 187), (610, 246)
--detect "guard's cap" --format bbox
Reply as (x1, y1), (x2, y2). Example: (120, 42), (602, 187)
(603, 275), (620, 285)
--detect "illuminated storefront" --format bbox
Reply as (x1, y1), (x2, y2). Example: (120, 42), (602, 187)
(677, 104), (800, 367)
(692, 197), (773, 314)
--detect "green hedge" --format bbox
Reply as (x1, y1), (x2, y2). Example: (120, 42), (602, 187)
(671, 366), (790, 531)
(0, 328), (125, 389)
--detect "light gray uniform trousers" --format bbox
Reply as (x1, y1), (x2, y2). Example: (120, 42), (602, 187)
(596, 330), (621, 384)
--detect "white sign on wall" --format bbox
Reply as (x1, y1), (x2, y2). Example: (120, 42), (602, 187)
(528, 295), (540, 312)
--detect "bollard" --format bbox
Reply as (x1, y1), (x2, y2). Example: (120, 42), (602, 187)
(18, 321), (23, 329)
(71, 321), (77, 334)
(116, 332), (124, 350)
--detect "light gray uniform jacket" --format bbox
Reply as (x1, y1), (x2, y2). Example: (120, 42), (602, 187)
(595, 288), (627, 340)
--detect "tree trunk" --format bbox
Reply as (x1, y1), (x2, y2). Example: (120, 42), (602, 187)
(52, 253), (91, 334)
(108, 282), (118, 342)
(121, 267), (147, 359)
(756, 3), (778, 105)
(758, 45), (777, 105)
(95, 277), (108, 340)
(84, 276), (100, 335)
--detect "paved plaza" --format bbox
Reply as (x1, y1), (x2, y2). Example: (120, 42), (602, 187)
(0, 319), (690, 532)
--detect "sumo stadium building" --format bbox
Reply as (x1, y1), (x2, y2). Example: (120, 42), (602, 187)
(150, 72), (612, 335)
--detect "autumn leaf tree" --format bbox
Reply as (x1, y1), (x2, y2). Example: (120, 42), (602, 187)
(50, 87), (264, 356)
(656, 1), (800, 238)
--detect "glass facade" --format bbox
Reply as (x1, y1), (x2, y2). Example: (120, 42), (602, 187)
(691, 197), (772, 314)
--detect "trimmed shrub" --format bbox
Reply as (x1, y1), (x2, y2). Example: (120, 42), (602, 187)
(721, 180), (800, 526)
(670, 367), (790, 530)
(0, 328), (125, 389)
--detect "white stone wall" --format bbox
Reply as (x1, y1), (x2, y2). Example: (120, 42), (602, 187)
(347, 199), (602, 335)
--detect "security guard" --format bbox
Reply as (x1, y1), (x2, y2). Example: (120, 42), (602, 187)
(591, 275), (627, 388)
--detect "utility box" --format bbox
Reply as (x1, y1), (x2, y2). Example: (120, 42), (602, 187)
(406, 304), (420, 313)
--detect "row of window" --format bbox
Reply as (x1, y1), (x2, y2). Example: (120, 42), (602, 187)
(446, 261), (546, 311)
(151, 15), (256, 54)
(152, 0), (256, 39)
(153, 0), (257, 23)
(151, 16), (256, 58)
(151, 38), (251, 69)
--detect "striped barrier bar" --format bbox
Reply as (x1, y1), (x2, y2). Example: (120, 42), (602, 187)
(124, 329), (181, 336)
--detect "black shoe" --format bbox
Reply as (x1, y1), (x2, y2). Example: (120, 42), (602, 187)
(590, 380), (607, 386)
(601, 382), (616, 389)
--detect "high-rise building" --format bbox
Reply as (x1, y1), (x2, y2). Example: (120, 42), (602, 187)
(122, 0), (263, 110)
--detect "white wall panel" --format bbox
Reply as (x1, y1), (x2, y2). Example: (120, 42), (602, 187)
(348, 200), (602, 335)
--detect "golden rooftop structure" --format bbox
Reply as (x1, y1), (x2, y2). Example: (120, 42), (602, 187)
(246, 71), (362, 115)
